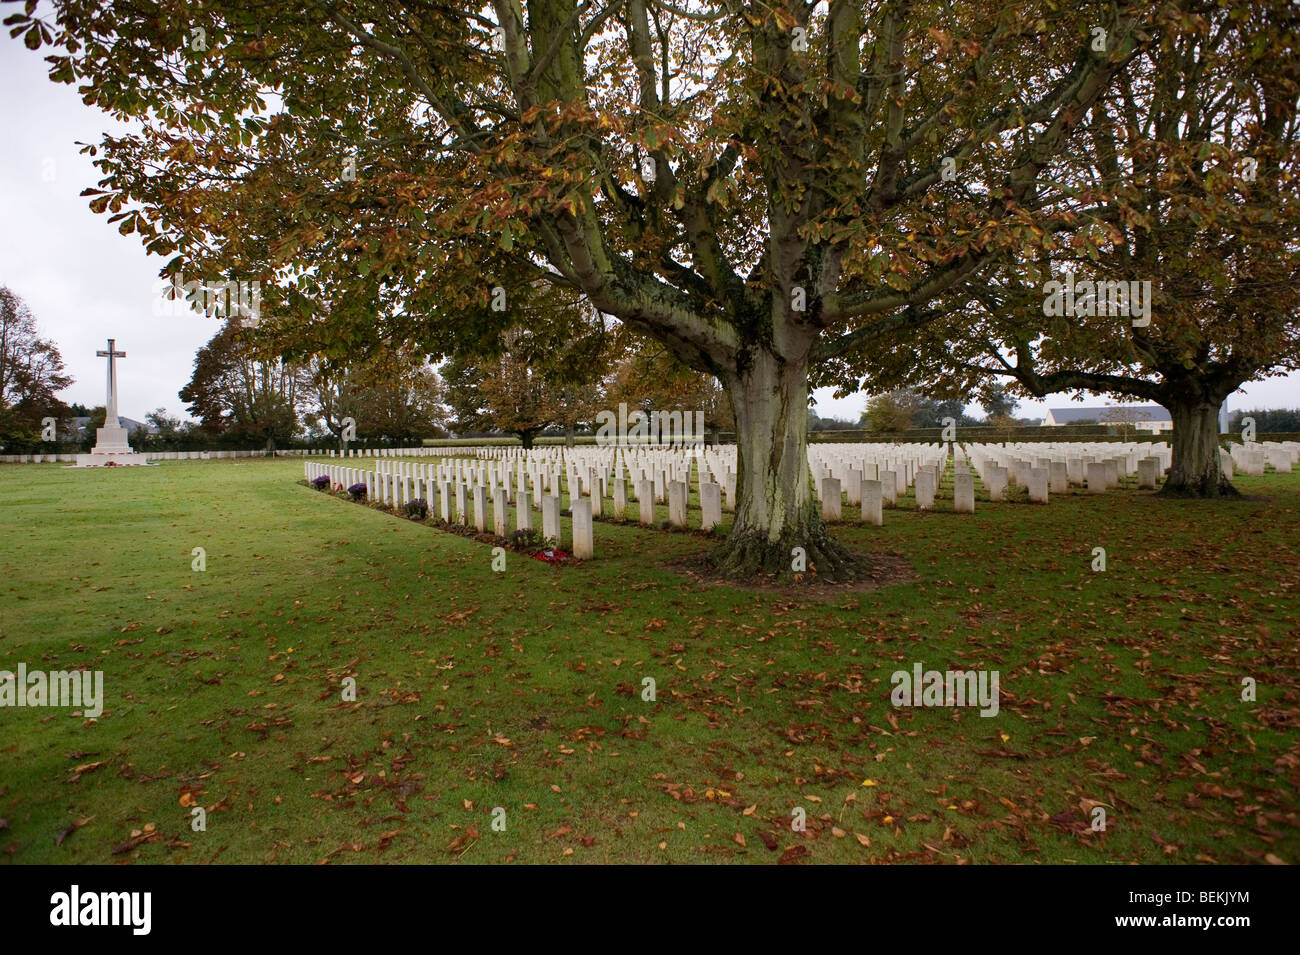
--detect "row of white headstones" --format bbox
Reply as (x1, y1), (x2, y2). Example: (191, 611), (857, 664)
(305, 440), (1300, 560)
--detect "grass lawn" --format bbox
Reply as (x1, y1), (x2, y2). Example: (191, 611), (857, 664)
(1, 457), (1297, 864)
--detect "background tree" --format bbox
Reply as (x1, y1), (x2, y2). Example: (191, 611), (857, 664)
(979, 383), (1018, 422)
(21, 0), (1156, 577)
(807, 411), (856, 433)
(605, 334), (735, 442)
(913, 395), (971, 429)
(304, 357), (363, 450)
(445, 341), (557, 449)
(862, 2), (1300, 496)
(443, 292), (615, 447)
(0, 286), (73, 448)
(355, 360), (448, 444)
(1228, 408), (1300, 434)
(989, 413), (1019, 438)
(179, 319), (303, 451)
(128, 407), (198, 451)
(861, 390), (920, 433)
(307, 348), (448, 447)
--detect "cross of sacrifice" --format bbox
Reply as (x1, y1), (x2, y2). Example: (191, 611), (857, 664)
(96, 338), (126, 426)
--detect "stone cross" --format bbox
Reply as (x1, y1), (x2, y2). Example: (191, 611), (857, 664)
(96, 338), (126, 427)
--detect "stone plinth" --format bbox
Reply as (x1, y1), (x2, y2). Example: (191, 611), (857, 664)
(74, 425), (151, 467)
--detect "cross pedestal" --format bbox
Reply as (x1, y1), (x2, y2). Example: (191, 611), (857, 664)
(74, 338), (152, 467)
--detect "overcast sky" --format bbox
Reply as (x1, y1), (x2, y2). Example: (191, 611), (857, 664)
(2, 37), (1295, 425)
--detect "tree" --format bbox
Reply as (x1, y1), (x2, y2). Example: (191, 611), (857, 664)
(861, 390), (920, 433)
(307, 349), (448, 448)
(980, 383), (1017, 421)
(128, 407), (198, 451)
(356, 362), (448, 445)
(445, 343), (555, 449)
(807, 412), (855, 433)
(913, 396), (968, 430)
(444, 320), (609, 448)
(304, 357), (361, 451)
(1098, 405), (1153, 442)
(605, 334), (735, 442)
(20, 0), (1158, 577)
(0, 286), (73, 448)
(179, 319), (303, 451)
(989, 413), (1018, 438)
(1230, 408), (1300, 434)
(443, 290), (615, 447)
(865, 2), (1300, 497)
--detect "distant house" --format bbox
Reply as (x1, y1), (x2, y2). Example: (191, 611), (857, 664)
(1044, 405), (1173, 433)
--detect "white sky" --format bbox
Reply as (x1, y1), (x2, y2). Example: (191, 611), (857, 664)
(1, 38), (1295, 425)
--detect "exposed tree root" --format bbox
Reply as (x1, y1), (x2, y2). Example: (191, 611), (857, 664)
(707, 526), (868, 583)
(1157, 478), (1241, 499)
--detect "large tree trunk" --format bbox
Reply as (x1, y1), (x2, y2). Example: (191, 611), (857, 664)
(1161, 394), (1237, 497)
(710, 347), (857, 580)
(518, 429), (535, 450)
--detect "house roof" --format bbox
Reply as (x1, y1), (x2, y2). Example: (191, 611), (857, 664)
(1048, 405), (1171, 423)
(73, 415), (158, 434)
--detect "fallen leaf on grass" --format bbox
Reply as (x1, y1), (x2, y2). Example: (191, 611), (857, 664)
(67, 761), (105, 783)
(447, 824), (479, 856)
(778, 844), (809, 864)
(54, 817), (91, 846)
(112, 823), (161, 855)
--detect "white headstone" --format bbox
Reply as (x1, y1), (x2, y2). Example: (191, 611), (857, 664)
(861, 479), (883, 526)
(953, 472), (975, 513)
(571, 498), (594, 559)
(542, 494), (561, 542)
(668, 480), (688, 527)
(700, 482), (722, 531)
(1028, 466), (1049, 504)
(821, 477), (842, 521)
(914, 470), (935, 510)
